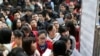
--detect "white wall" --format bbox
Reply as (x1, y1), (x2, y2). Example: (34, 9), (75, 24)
(80, 0), (98, 56)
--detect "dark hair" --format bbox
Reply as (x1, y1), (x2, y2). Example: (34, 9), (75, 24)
(65, 21), (76, 37)
(25, 8), (32, 12)
(0, 13), (5, 18)
(12, 19), (21, 31)
(0, 28), (12, 44)
(13, 30), (23, 38)
(21, 25), (35, 38)
(59, 26), (69, 34)
(16, 6), (22, 12)
(13, 11), (20, 16)
(53, 40), (67, 56)
(47, 24), (54, 33)
(20, 26), (31, 37)
(63, 13), (72, 20)
(22, 37), (36, 55)
(38, 30), (47, 37)
(8, 47), (27, 56)
(21, 26), (31, 33)
(60, 3), (70, 13)
(65, 38), (73, 55)
(34, 4), (42, 14)
(46, 5), (52, 10)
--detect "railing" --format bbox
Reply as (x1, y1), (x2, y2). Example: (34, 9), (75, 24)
(93, 26), (100, 56)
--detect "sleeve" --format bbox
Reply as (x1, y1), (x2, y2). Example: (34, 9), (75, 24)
(46, 40), (53, 49)
(70, 36), (76, 50)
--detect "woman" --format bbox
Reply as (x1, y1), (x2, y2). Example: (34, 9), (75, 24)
(21, 26), (34, 38)
(65, 38), (81, 56)
(59, 26), (76, 50)
(65, 21), (76, 38)
(47, 24), (61, 43)
(22, 37), (40, 56)
(12, 19), (22, 31)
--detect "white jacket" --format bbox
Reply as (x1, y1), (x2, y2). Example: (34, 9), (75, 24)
(35, 48), (52, 56)
(47, 33), (61, 43)
(71, 48), (81, 56)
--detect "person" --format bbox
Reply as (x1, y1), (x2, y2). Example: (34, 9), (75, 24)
(2, 9), (12, 29)
(12, 30), (23, 48)
(21, 26), (34, 38)
(44, 13), (54, 29)
(25, 0), (34, 11)
(65, 38), (81, 56)
(13, 11), (21, 20)
(52, 0), (65, 12)
(65, 21), (76, 38)
(59, 26), (76, 50)
(34, 0), (43, 13)
(30, 19), (38, 31)
(63, 13), (72, 26)
(45, 0), (54, 10)
(52, 20), (60, 32)
(38, 13), (45, 23)
(32, 13), (45, 30)
(46, 5), (59, 19)
(59, 3), (70, 15)
(22, 37), (40, 56)
(30, 19), (38, 38)
(47, 24), (61, 43)
(36, 30), (53, 56)
(22, 8), (33, 23)
(12, 19), (22, 31)
(8, 47), (28, 56)
(52, 40), (69, 56)
(0, 28), (12, 56)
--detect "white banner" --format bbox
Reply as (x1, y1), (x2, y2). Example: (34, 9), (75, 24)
(80, 0), (98, 56)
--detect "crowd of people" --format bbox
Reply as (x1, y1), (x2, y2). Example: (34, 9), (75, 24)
(0, 0), (81, 56)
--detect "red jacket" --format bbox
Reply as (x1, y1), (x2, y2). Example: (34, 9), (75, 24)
(36, 40), (53, 56)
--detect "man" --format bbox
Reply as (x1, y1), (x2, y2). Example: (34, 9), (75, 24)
(36, 30), (52, 56)
(32, 13), (45, 30)
(22, 8), (33, 23)
(12, 30), (23, 48)
(13, 11), (21, 20)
